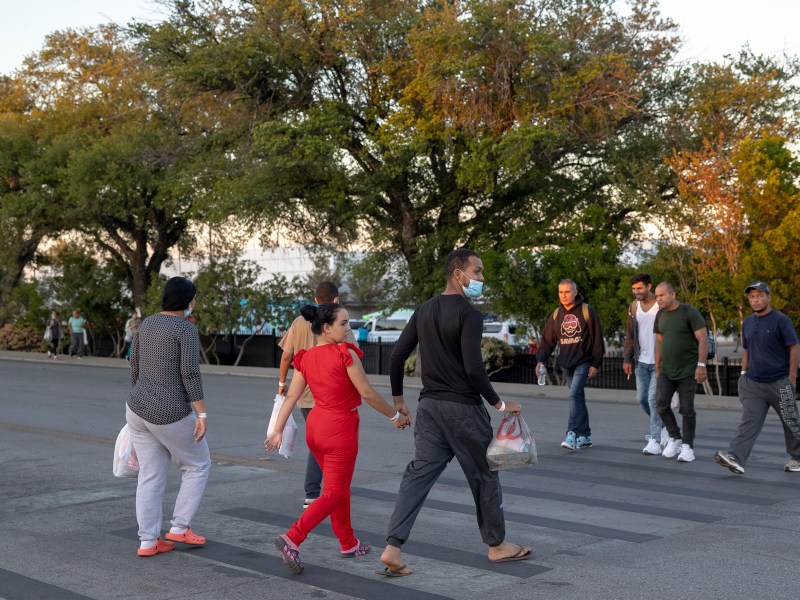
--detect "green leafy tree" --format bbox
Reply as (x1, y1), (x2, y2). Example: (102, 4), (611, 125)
(137, 0), (680, 303)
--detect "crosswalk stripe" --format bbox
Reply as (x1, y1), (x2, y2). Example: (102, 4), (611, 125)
(0, 567), (93, 600)
(216, 507), (550, 578)
(436, 476), (722, 523)
(507, 466), (775, 505)
(350, 487), (659, 542)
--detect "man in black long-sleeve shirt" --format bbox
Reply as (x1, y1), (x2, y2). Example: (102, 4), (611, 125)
(378, 248), (531, 577)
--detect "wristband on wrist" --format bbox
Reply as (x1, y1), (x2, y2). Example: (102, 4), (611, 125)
(496, 400), (506, 412)
(697, 362), (706, 367)
(390, 411), (401, 422)
(278, 381), (286, 386)
(196, 412), (207, 419)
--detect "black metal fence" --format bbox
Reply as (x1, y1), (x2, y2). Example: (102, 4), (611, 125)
(85, 333), (747, 394)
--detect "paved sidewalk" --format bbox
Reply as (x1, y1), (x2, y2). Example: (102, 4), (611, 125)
(2, 349), (741, 411)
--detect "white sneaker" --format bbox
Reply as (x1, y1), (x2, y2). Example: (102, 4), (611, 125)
(662, 438), (682, 458)
(676, 444), (695, 462)
(660, 427), (669, 448)
(642, 436), (662, 455)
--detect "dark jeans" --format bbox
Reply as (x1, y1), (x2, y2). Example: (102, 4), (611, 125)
(729, 376), (800, 465)
(386, 398), (505, 548)
(301, 407), (323, 499)
(49, 338), (60, 355)
(68, 333), (85, 357)
(656, 373), (697, 446)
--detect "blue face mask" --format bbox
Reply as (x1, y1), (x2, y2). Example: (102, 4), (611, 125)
(183, 306), (193, 318)
(458, 271), (484, 299)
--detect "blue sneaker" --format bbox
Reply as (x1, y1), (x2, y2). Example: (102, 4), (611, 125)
(576, 435), (592, 449)
(561, 431), (577, 450)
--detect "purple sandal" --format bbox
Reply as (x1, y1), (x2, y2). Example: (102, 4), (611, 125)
(341, 539), (371, 558)
(274, 535), (304, 573)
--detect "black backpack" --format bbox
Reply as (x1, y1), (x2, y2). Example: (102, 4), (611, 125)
(655, 304), (716, 361)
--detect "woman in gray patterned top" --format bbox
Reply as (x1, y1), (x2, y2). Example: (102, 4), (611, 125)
(126, 276), (211, 557)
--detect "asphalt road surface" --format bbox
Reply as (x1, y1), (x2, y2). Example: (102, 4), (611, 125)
(1, 356), (799, 600)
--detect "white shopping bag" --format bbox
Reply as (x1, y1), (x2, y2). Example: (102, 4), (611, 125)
(113, 424), (139, 478)
(486, 414), (537, 471)
(267, 394), (297, 458)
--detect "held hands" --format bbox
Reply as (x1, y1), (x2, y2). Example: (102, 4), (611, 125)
(264, 430), (282, 453)
(393, 413), (410, 429)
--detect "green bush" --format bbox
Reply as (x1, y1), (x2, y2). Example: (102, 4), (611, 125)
(0, 324), (47, 352)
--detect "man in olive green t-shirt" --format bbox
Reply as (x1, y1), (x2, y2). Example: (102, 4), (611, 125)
(654, 282), (709, 463)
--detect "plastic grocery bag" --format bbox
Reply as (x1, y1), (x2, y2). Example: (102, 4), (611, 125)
(486, 414), (537, 471)
(267, 394), (298, 458)
(113, 424), (139, 478)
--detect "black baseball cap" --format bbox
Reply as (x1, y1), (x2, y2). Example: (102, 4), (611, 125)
(745, 281), (771, 294)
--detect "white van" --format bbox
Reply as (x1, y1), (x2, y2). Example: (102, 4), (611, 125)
(363, 309), (414, 343)
(482, 321), (520, 347)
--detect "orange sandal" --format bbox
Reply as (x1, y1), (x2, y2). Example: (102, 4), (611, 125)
(165, 527), (206, 546)
(137, 538), (175, 557)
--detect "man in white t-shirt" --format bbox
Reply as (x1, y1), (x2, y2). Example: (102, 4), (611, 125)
(623, 274), (666, 455)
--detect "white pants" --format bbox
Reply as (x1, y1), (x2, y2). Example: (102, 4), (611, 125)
(126, 405), (211, 543)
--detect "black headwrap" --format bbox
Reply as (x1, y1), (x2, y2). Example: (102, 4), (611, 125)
(162, 277), (196, 311)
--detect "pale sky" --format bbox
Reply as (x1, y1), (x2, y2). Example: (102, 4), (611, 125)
(1, 0), (799, 75)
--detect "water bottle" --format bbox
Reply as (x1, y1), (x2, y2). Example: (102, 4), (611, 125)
(537, 364), (546, 386)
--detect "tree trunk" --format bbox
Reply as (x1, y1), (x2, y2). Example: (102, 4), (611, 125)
(0, 230), (45, 327)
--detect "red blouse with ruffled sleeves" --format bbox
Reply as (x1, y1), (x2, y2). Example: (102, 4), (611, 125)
(292, 342), (364, 413)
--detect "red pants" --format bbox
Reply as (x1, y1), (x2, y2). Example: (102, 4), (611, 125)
(285, 409), (359, 550)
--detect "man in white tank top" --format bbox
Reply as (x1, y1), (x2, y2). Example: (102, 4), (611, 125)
(623, 274), (667, 454)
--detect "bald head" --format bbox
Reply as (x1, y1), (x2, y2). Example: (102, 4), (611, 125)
(655, 282), (678, 311)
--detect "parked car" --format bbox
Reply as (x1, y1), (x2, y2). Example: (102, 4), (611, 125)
(362, 309), (414, 343)
(482, 321), (521, 347)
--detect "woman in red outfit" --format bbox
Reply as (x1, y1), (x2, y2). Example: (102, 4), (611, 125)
(264, 303), (410, 574)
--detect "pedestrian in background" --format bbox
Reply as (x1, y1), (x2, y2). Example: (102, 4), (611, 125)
(45, 310), (62, 360)
(536, 279), (605, 451)
(265, 303), (409, 574)
(653, 282), (709, 463)
(68, 308), (86, 358)
(123, 310), (140, 360)
(715, 281), (800, 474)
(126, 276), (211, 557)
(623, 273), (667, 454)
(276, 281), (357, 511)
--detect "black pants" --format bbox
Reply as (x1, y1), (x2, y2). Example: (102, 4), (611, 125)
(656, 373), (697, 446)
(386, 398), (505, 547)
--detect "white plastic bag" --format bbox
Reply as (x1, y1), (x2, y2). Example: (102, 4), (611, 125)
(267, 394), (297, 458)
(486, 414), (537, 471)
(113, 424), (139, 478)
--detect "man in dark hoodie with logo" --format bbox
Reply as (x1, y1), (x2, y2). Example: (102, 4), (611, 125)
(536, 279), (605, 450)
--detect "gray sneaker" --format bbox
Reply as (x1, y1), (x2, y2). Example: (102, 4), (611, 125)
(784, 458), (800, 472)
(715, 451), (744, 474)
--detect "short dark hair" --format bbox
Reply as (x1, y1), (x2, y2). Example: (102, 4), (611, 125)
(300, 302), (344, 335)
(444, 248), (479, 279)
(629, 273), (652, 286)
(655, 281), (675, 294)
(315, 281), (340, 303)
